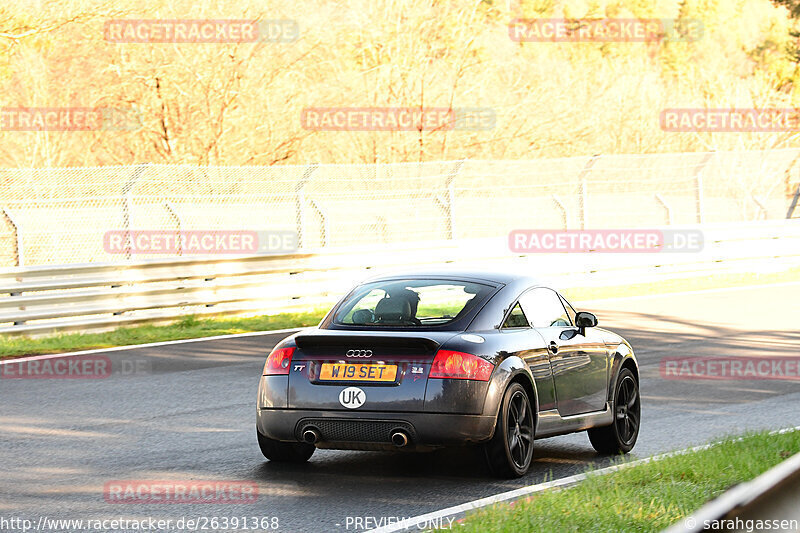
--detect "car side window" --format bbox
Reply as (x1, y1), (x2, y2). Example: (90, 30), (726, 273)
(502, 303), (529, 328)
(519, 288), (572, 328)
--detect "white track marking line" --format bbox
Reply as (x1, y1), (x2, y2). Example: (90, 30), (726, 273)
(365, 426), (800, 533)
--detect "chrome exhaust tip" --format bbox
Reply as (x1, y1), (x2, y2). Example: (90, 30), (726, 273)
(390, 431), (409, 448)
(302, 428), (320, 444)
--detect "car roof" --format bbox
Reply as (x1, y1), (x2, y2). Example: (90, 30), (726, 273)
(362, 267), (542, 286)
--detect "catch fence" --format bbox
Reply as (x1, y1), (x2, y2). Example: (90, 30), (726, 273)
(1, 149), (799, 266)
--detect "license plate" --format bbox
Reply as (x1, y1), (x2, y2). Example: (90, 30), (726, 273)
(319, 363), (397, 382)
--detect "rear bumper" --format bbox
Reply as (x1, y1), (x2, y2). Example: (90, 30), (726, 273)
(257, 407), (497, 448)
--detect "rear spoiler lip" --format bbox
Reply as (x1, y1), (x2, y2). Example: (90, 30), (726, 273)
(294, 333), (447, 353)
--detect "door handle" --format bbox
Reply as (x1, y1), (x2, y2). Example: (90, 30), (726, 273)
(548, 341), (559, 355)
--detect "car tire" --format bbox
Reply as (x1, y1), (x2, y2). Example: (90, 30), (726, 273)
(257, 427), (315, 463)
(484, 382), (535, 478)
(587, 368), (640, 455)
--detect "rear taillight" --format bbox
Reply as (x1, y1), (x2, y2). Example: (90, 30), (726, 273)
(429, 350), (493, 381)
(263, 346), (295, 375)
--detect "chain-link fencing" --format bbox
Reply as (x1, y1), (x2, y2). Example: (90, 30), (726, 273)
(1, 148), (799, 267)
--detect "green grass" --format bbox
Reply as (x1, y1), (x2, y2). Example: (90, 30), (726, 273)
(0, 309), (328, 359)
(455, 429), (800, 533)
(1, 266), (797, 359)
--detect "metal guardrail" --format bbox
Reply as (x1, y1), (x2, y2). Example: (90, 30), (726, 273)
(664, 450), (800, 532)
(0, 220), (799, 337)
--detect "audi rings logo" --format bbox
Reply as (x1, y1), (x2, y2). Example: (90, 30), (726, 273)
(346, 349), (373, 358)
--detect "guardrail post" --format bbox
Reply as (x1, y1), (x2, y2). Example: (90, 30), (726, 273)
(121, 163), (150, 260)
(295, 163), (319, 249)
(164, 201), (183, 255)
(1, 207), (24, 267)
(309, 199), (328, 247)
(752, 195), (768, 220)
(578, 154), (599, 230)
(654, 193), (673, 225)
(444, 159), (465, 239)
(783, 150), (800, 200)
(694, 152), (714, 224)
(2, 207), (25, 324)
(377, 215), (388, 242)
(552, 194), (569, 230)
(787, 183), (800, 219)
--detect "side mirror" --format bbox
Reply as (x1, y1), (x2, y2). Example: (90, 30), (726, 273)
(575, 311), (598, 335)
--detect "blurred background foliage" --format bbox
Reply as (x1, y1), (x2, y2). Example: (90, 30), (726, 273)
(1, 0), (800, 167)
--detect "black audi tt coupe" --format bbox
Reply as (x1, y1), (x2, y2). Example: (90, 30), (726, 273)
(256, 270), (640, 477)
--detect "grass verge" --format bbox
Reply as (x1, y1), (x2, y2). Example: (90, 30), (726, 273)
(0, 309), (328, 359)
(455, 429), (800, 533)
(1, 267), (798, 359)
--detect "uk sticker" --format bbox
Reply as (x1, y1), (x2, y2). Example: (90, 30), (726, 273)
(339, 387), (366, 409)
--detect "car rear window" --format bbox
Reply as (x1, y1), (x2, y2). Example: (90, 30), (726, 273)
(333, 279), (495, 327)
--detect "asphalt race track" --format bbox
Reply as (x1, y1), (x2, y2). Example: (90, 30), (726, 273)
(1, 283), (799, 533)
